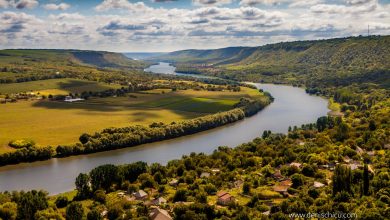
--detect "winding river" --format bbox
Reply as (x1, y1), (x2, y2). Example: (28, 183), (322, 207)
(0, 63), (329, 194)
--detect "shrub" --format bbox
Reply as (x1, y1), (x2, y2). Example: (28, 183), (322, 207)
(8, 139), (35, 149)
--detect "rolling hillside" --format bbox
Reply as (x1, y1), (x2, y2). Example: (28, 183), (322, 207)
(152, 36), (389, 69)
(0, 49), (146, 69)
(151, 35), (390, 87)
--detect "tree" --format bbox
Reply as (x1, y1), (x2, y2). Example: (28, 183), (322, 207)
(90, 164), (119, 191)
(363, 164), (370, 196)
(291, 174), (304, 188)
(93, 190), (106, 204)
(55, 196), (69, 208)
(17, 190), (48, 220)
(79, 133), (90, 144)
(66, 202), (84, 220)
(87, 209), (103, 220)
(173, 189), (188, 202)
(107, 206), (123, 220)
(138, 173), (156, 189)
(333, 165), (352, 195)
(243, 182), (251, 195)
(119, 161), (147, 182)
(75, 173), (91, 199)
(368, 120), (376, 131)
(334, 122), (349, 141)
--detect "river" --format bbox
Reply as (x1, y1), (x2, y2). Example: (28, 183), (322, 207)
(0, 63), (329, 194)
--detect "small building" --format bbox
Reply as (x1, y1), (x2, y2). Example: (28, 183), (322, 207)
(262, 211), (270, 216)
(273, 185), (289, 194)
(367, 151), (375, 157)
(280, 179), (292, 187)
(117, 192), (125, 198)
(134, 190), (148, 200)
(233, 180), (244, 188)
(149, 207), (172, 220)
(343, 156), (352, 164)
(211, 168), (220, 173)
(313, 181), (325, 188)
(356, 147), (364, 155)
(217, 192), (235, 206)
(272, 170), (284, 181)
(289, 162), (302, 169)
(152, 197), (167, 206)
(169, 179), (179, 187)
(200, 172), (210, 178)
(64, 95), (84, 103)
(349, 164), (359, 171)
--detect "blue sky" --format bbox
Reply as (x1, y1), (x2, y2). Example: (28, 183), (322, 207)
(1, 0), (389, 52)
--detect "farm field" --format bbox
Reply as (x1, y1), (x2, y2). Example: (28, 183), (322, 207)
(0, 78), (122, 95)
(0, 85), (264, 153)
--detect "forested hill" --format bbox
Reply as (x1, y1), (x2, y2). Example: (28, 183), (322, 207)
(151, 36), (389, 70)
(151, 35), (390, 87)
(0, 49), (146, 69)
(150, 47), (256, 64)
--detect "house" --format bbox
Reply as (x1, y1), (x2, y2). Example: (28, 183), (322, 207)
(313, 181), (325, 188)
(200, 172), (210, 178)
(273, 185), (290, 194)
(149, 207), (173, 220)
(289, 162), (302, 169)
(262, 211), (270, 216)
(217, 192), (235, 206)
(349, 164), (359, 171)
(64, 95), (84, 102)
(356, 147), (364, 155)
(169, 179), (179, 187)
(134, 190), (148, 200)
(211, 168), (220, 173)
(343, 156), (352, 163)
(152, 197), (167, 206)
(367, 151), (375, 157)
(272, 170), (284, 181)
(280, 179), (292, 186)
(233, 180), (244, 188)
(117, 192), (125, 198)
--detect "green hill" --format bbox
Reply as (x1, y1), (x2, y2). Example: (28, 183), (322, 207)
(0, 49), (146, 69)
(152, 36), (389, 69)
(152, 35), (390, 87)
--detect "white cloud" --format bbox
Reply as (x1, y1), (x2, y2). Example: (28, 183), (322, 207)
(0, 0), (38, 9)
(95, 0), (150, 12)
(310, 1), (377, 14)
(193, 0), (232, 6)
(44, 3), (70, 11)
(1, 0), (389, 51)
(15, 0), (38, 9)
(240, 0), (288, 6)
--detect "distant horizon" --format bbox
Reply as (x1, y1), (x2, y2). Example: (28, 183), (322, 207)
(1, 34), (387, 53)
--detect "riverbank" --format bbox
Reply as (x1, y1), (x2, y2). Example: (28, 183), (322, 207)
(0, 83), (329, 194)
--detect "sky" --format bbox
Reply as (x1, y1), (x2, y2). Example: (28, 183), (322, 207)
(0, 0), (389, 52)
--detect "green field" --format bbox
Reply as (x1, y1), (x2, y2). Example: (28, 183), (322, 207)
(0, 78), (122, 95)
(0, 84), (265, 153)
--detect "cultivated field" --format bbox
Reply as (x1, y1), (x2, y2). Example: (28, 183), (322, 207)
(0, 78), (122, 95)
(0, 84), (265, 153)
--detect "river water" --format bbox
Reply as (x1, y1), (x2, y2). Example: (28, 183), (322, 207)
(0, 63), (329, 194)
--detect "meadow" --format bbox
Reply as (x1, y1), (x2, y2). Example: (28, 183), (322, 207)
(0, 78), (122, 95)
(0, 84), (264, 153)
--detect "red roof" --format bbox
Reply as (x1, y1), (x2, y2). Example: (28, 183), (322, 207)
(217, 191), (228, 198)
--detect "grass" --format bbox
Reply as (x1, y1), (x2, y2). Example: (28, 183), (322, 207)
(0, 84), (265, 153)
(0, 78), (121, 95)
